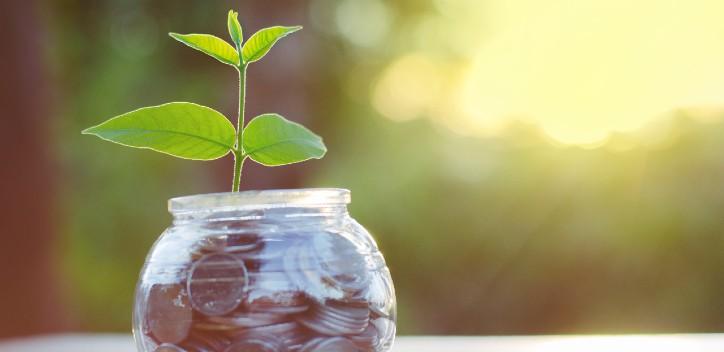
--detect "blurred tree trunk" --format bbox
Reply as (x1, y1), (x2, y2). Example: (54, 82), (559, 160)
(0, 0), (70, 337)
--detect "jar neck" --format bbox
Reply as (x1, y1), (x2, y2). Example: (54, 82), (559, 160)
(171, 204), (349, 226)
(168, 189), (351, 226)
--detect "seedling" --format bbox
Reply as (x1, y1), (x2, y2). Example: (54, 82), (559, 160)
(83, 10), (326, 191)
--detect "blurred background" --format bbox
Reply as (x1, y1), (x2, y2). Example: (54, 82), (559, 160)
(2, 0), (723, 339)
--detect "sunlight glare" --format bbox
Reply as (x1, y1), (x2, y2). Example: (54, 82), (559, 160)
(374, 0), (724, 145)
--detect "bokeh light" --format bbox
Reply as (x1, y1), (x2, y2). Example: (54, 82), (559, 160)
(369, 0), (724, 145)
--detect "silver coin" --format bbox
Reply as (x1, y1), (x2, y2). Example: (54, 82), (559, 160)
(299, 337), (358, 352)
(244, 273), (309, 315)
(315, 307), (368, 328)
(245, 294), (309, 315)
(371, 317), (396, 350)
(237, 238), (292, 261)
(348, 324), (380, 351)
(313, 233), (370, 294)
(188, 253), (248, 316)
(324, 299), (369, 317)
(280, 330), (307, 351)
(192, 234), (261, 262)
(179, 338), (220, 352)
(155, 343), (187, 352)
(147, 284), (193, 344)
(296, 315), (347, 336)
(227, 321), (302, 347)
(297, 300), (369, 335)
(313, 337), (359, 352)
(291, 244), (347, 301)
(193, 321), (242, 332)
(366, 271), (395, 318)
(184, 331), (232, 351)
(225, 333), (286, 352)
(224, 233), (263, 253)
(248, 300), (309, 315)
(192, 236), (228, 258)
(317, 300), (369, 327)
(298, 338), (325, 352)
(208, 311), (288, 328)
(290, 233), (370, 301)
(244, 321), (299, 335)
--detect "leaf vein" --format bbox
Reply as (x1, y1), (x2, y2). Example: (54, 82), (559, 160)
(95, 128), (232, 149)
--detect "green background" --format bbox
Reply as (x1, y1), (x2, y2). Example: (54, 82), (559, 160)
(42, 0), (724, 334)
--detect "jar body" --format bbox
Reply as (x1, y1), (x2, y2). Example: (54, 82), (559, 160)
(133, 190), (396, 352)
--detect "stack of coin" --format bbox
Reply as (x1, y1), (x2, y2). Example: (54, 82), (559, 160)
(143, 231), (396, 352)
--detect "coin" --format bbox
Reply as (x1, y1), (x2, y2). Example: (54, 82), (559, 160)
(147, 284), (193, 344)
(188, 253), (248, 316)
(289, 233), (370, 301)
(245, 272), (309, 315)
(180, 337), (222, 351)
(226, 321), (301, 347)
(224, 233), (263, 253)
(298, 338), (326, 352)
(224, 333), (286, 352)
(242, 321), (298, 335)
(147, 224), (395, 352)
(207, 311), (288, 328)
(371, 317), (396, 350)
(193, 236), (228, 256)
(366, 271), (395, 318)
(193, 322), (241, 332)
(289, 243), (346, 301)
(297, 300), (369, 335)
(299, 337), (359, 352)
(244, 297), (309, 315)
(313, 233), (370, 294)
(192, 232), (262, 260)
(181, 330), (231, 351)
(238, 238), (294, 262)
(348, 323), (380, 351)
(258, 322), (306, 349)
(155, 343), (186, 352)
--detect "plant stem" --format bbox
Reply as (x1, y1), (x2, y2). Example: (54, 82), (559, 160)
(232, 64), (247, 192)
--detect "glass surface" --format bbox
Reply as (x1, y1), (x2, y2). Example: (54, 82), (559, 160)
(133, 189), (396, 352)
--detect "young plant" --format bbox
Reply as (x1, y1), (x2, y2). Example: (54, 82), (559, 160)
(82, 10), (326, 191)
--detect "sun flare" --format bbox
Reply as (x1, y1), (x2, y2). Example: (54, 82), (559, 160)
(372, 0), (724, 145)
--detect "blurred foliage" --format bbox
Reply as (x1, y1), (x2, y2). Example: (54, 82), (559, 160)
(45, 0), (723, 334)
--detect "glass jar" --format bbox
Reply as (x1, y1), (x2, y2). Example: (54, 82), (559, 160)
(133, 189), (396, 352)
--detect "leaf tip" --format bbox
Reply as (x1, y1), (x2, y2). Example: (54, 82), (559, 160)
(227, 9), (243, 48)
(286, 26), (303, 35)
(317, 142), (328, 158)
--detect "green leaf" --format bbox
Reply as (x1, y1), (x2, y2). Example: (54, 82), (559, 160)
(169, 33), (240, 66)
(227, 10), (243, 49)
(82, 102), (236, 160)
(242, 113), (326, 166)
(241, 26), (302, 64)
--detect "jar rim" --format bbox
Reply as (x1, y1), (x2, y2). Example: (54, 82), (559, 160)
(168, 188), (351, 213)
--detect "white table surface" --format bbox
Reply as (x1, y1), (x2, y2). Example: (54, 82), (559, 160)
(0, 334), (722, 352)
